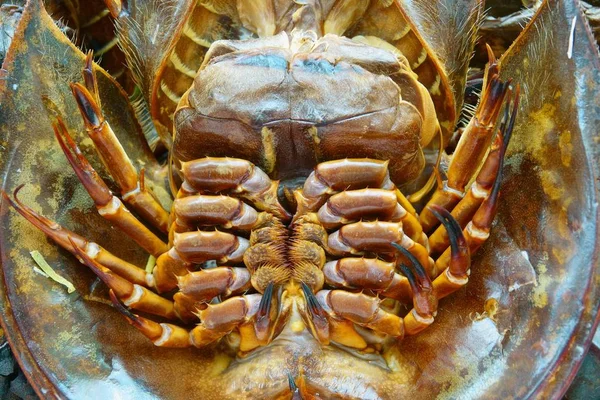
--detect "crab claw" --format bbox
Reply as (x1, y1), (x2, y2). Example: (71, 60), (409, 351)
(3, 185), (89, 253)
(300, 282), (330, 344)
(392, 242), (437, 333)
(428, 205), (470, 279)
(254, 282), (281, 342)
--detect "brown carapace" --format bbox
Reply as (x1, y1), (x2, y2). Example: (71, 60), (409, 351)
(3, 1), (520, 397)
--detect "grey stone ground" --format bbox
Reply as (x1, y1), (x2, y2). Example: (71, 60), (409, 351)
(0, 337), (37, 399)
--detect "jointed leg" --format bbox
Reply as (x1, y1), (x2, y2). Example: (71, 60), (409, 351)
(52, 117), (168, 257)
(428, 206), (471, 299)
(110, 285), (287, 352)
(2, 188), (153, 287)
(314, 189), (423, 243)
(326, 221), (434, 278)
(69, 238), (176, 320)
(428, 87), (518, 255)
(153, 230), (250, 292)
(70, 81), (169, 232)
(179, 157), (290, 221)
(420, 52), (512, 232)
(293, 159), (395, 218)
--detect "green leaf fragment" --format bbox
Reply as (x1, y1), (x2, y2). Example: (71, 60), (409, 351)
(30, 250), (76, 294)
(145, 255), (156, 274)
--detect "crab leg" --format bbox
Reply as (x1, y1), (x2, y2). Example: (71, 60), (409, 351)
(52, 117), (168, 257)
(153, 231), (250, 292)
(428, 206), (471, 299)
(172, 194), (271, 233)
(420, 55), (511, 232)
(303, 251), (437, 346)
(433, 90), (519, 272)
(314, 189), (422, 243)
(82, 52), (101, 106)
(70, 83), (170, 232)
(172, 266), (252, 320)
(69, 238), (176, 319)
(198, 293), (269, 349)
(109, 291), (193, 348)
(294, 159), (402, 215)
(2, 188), (154, 287)
(180, 157), (290, 221)
(294, 159), (421, 243)
(435, 163), (503, 273)
(327, 221), (434, 277)
(300, 283), (368, 349)
(428, 132), (503, 254)
(429, 89), (519, 254)
(391, 243), (438, 335)
(237, 282), (290, 351)
(177, 267), (252, 300)
(323, 258), (412, 304)
(316, 290), (405, 339)
(111, 290), (281, 350)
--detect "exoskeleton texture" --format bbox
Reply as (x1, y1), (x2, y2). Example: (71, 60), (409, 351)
(1, 0), (599, 399)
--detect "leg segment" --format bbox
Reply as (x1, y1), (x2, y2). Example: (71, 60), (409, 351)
(327, 221), (434, 277)
(302, 250), (438, 347)
(293, 159), (395, 217)
(391, 243), (438, 335)
(323, 258), (411, 303)
(110, 291), (193, 348)
(110, 289), (286, 351)
(172, 194), (272, 232)
(299, 282), (370, 349)
(180, 157), (290, 221)
(314, 188), (422, 242)
(69, 238), (176, 320)
(419, 59), (512, 232)
(52, 116), (168, 257)
(428, 132), (503, 255)
(2, 188), (153, 288)
(434, 87), (520, 275)
(428, 206), (471, 299)
(428, 88), (518, 254)
(315, 290), (404, 342)
(177, 267), (252, 301)
(153, 230), (250, 292)
(70, 83), (170, 232)
(173, 266), (253, 321)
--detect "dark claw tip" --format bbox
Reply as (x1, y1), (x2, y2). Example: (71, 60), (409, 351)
(84, 51), (94, 68)
(391, 242), (421, 270)
(109, 290), (138, 322)
(301, 281), (324, 316)
(258, 282), (274, 316)
(399, 263), (414, 282)
(393, 243), (431, 286)
(288, 373), (298, 392)
(70, 83), (102, 127)
(428, 206), (465, 251)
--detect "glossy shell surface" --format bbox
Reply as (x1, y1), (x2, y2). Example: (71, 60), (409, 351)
(0, 0), (599, 398)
